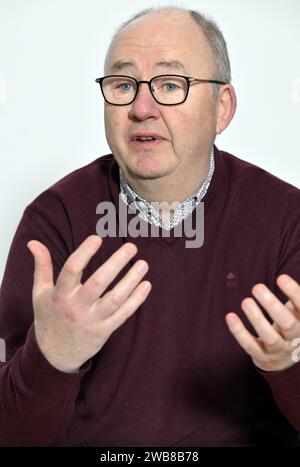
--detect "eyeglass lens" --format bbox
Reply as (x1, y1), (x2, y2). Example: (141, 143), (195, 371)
(102, 75), (188, 104)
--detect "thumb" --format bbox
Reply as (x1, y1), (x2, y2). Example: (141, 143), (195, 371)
(27, 240), (54, 293)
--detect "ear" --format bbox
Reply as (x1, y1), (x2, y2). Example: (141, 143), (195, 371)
(216, 84), (237, 135)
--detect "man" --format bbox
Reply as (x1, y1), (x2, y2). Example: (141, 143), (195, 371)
(0, 6), (300, 447)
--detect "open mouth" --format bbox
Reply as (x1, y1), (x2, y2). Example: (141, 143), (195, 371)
(131, 138), (163, 148)
(131, 134), (165, 147)
(135, 136), (156, 142)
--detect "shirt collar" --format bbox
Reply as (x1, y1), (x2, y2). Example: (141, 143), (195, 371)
(119, 147), (215, 230)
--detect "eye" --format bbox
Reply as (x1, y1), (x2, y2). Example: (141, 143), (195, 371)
(163, 82), (180, 92)
(115, 81), (134, 92)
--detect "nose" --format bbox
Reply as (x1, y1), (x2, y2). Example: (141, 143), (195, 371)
(128, 82), (160, 121)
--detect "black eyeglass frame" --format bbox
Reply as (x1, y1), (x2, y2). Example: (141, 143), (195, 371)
(95, 74), (227, 106)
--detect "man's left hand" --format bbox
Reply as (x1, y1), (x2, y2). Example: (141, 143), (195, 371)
(225, 274), (300, 372)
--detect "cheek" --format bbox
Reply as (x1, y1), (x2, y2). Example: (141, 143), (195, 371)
(165, 103), (217, 153)
(104, 107), (127, 144)
(162, 108), (190, 140)
(165, 109), (203, 145)
(181, 101), (216, 134)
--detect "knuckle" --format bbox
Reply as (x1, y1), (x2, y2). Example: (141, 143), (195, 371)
(89, 273), (106, 291)
(109, 290), (122, 308)
(280, 320), (296, 333)
(63, 260), (80, 276)
(265, 336), (282, 348)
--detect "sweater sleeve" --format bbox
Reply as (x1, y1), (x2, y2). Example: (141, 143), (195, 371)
(0, 191), (91, 446)
(258, 189), (300, 432)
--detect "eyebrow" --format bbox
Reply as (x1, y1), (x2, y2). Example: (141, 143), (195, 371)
(110, 60), (187, 73)
(155, 60), (186, 70)
(110, 61), (137, 72)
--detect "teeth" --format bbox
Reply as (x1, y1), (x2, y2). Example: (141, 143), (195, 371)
(137, 136), (155, 141)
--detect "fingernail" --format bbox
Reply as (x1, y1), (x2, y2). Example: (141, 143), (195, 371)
(253, 284), (267, 296)
(137, 261), (148, 273)
(279, 275), (290, 285)
(122, 244), (137, 257)
(89, 236), (101, 247)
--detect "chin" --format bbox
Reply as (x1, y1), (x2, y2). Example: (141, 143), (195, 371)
(130, 160), (174, 181)
(117, 148), (177, 181)
(135, 172), (165, 180)
(128, 167), (167, 181)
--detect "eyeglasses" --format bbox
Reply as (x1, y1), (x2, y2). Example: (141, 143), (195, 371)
(95, 74), (226, 106)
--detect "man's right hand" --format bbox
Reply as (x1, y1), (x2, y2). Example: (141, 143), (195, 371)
(27, 235), (151, 373)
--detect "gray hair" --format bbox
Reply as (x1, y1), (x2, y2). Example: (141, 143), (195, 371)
(104, 6), (232, 85)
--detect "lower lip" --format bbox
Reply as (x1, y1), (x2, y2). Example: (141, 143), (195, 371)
(131, 139), (165, 148)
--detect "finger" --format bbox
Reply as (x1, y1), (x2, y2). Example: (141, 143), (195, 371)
(56, 235), (102, 295)
(94, 259), (149, 318)
(79, 242), (138, 305)
(284, 300), (296, 313)
(241, 298), (285, 352)
(276, 275), (300, 313)
(251, 283), (298, 338)
(225, 312), (266, 360)
(27, 240), (54, 293)
(104, 281), (152, 332)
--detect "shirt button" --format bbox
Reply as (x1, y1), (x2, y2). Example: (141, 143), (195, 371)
(136, 200), (145, 210)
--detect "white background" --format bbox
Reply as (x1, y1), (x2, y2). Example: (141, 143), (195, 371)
(0, 0), (299, 278)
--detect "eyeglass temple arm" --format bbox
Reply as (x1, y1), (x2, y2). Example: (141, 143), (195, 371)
(189, 78), (226, 85)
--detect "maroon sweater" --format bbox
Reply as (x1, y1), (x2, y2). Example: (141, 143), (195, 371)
(1, 146), (300, 447)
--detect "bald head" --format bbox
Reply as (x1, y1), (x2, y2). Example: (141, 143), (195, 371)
(104, 7), (231, 83)
(105, 9), (216, 83)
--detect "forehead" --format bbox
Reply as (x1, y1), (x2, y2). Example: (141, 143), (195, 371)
(106, 12), (214, 75)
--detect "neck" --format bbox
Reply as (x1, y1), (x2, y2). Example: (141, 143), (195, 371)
(122, 150), (213, 205)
